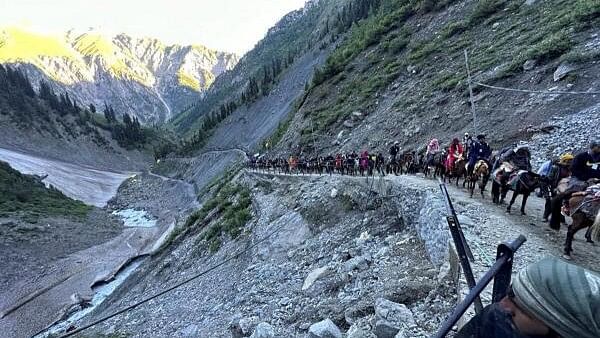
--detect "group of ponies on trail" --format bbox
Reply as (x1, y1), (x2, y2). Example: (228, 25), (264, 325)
(248, 149), (600, 260)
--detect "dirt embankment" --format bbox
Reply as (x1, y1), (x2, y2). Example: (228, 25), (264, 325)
(69, 165), (600, 337)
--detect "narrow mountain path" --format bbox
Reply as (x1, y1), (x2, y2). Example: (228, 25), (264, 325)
(247, 170), (600, 272)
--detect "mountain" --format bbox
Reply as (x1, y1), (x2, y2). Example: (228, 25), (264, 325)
(168, 0), (599, 157)
(169, 0), (339, 150)
(0, 64), (165, 170)
(0, 27), (238, 124)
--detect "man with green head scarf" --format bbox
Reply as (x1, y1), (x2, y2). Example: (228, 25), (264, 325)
(456, 257), (600, 338)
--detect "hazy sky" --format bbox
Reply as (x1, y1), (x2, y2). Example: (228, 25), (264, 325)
(0, 0), (309, 54)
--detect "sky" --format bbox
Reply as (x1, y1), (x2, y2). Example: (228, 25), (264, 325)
(0, 0), (309, 55)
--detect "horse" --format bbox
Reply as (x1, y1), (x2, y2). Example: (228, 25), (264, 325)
(386, 156), (400, 176)
(444, 157), (467, 186)
(425, 151), (445, 179)
(467, 160), (490, 198)
(563, 194), (599, 259)
(493, 167), (546, 214)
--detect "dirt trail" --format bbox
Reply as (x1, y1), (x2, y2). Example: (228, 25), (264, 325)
(248, 170), (600, 272)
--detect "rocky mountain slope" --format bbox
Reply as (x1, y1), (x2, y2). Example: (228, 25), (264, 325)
(167, 0), (598, 159)
(0, 27), (238, 123)
(0, 65), (159, 170)
(273, 0), (600, 155)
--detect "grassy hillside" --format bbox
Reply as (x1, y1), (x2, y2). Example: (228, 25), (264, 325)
(271, 0), (600, 152)
(0, 161), (90, 221)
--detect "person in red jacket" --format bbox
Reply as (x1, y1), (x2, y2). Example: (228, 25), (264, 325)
(446, 138), (464, 172)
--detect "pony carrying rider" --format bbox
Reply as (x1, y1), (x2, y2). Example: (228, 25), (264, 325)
(426, 138), (440, 164)
(537, 153), (573, 223)
(492, 144), (532, 204)
(549, 140), (600, 229)
(467, 134), (492, 175)
(446, 138), (464, 173)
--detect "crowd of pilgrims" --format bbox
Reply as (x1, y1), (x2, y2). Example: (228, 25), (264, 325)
(246, 134), (600, 338)
(248, 135), (600, 259)
(247, 133), (496, 178)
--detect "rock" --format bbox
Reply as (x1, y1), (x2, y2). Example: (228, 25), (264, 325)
(374, 298), (416, 338)
(394, 330), (408, 338)
(345, 301), (375, 325)
(492, 22), (500, 29)
(375, 320), (401, 338)
(337, 130), (346, 140)
(352, 111), (364, 120)
(457, 214), (474, 228)
(525, 0), (538, 5)
(308, 318), (343, 338)
(347, 325), (377, 338)
(343, 254), (371, 272)
(180, 324), (199, 336)
(406, 65), (417, 74)
(523, 59), (537, 71)
(302, 266), (330, 291)
(250, 322), (275, 338)
(553, 63), (576, 82)
(344, 120), (355, 128)
(230, 315), (260, 337)
(331, 188), (339, 198)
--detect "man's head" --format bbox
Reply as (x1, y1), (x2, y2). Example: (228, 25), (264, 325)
(503, 257), (600, 338)
(453, 138), (460, 145)
(590, 140), (600, 155)
(394, 141), (399, 145)
(477, 134), (486, 142)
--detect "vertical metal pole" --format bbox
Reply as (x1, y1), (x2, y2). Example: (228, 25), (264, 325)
(440, 183), (483, 314)
(464, 50), (476, 131)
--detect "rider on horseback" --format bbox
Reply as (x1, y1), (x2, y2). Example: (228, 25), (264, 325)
(467, 134), (492, 175)
(571, 140), (600, 182)
(492, 144), (532, 204)
(550, 141), (600, 229)
(426, 138), (440, 164)
(463, 132), (474, 158)
(500, 144), (532, 171)
(446, 138), (464, 173)
(390, 141), (400, 162)
(538, 153), (573, 222)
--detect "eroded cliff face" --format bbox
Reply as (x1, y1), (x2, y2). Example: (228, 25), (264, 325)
(0, 27), (239, 123)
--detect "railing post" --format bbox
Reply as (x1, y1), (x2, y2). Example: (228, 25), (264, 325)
(440, 182), (482, 314)
(492, 235), (526, 302)
(433, 235), (526, 338)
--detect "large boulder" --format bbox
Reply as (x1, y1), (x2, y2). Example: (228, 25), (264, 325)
(250, 322), (275, 338)
(308, 318), (343, 338)
(374, 298), (415, 338)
